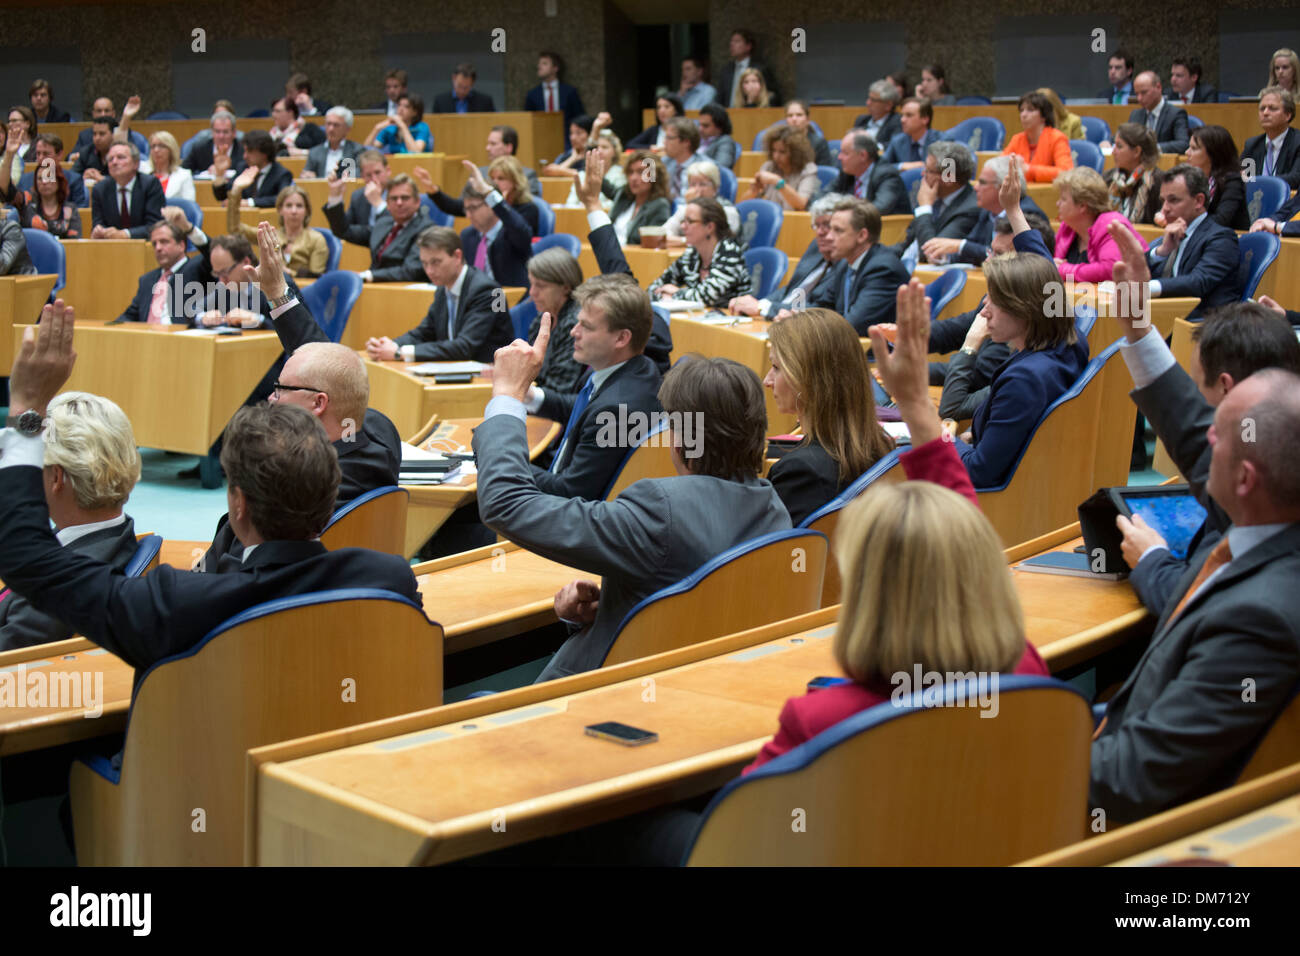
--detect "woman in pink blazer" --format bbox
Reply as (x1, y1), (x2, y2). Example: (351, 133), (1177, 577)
(745, 281), (1051, 774)
(1052, 166), (1144, 283)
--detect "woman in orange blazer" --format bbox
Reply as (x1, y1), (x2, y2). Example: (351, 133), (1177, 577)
(1002, 90), (1074, 183)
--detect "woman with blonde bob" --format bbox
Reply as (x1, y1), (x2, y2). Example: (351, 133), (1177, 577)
(1266, 48), (1300, 97)
(227, 182), (328, 277)
(147, 131), (195, 200)
(1052, 165), (1143, 283)
(746, 279), (1049, 772)
(763, 308), (895, 524)
(0, 392), (142, 650)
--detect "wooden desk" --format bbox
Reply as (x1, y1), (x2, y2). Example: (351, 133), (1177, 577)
(58, 240), (156, 322)
(0, 642), (133, 757)
(538, 177), (574, 205)
(248, 523), (1151, 865)
(399, 416), (560, 558)
(1118, 789), (1300, 866)
(13, 323), (284, 455)
(668, 313), (795, 433)
(0, 275), (57, 368)
(363, 360), (491, 442)
(576, 242), (685, 289)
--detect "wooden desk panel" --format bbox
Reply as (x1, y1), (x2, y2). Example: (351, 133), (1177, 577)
(15, 323), (284, 454)
(59, 240), (156, 322)
(0, 275), (57, 369)
(668, 314), (795, 433)
(913, 267), (987, 320)
(1118, 791), (1300, 866)
(538, 177), (574, 205)
(0, 644), (133, 757)
(553, 205), (587, 241)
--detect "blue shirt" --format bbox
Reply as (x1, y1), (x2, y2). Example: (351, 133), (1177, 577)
(376, 121), (431, 155)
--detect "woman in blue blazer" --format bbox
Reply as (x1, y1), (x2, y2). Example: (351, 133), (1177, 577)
(954, 252), (1089, 487)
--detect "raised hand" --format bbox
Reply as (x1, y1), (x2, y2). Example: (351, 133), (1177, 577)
(577, 148), (607, 211)
(411, 165), (436, 194)
(161, 204), (193, 233)
(122, 95), (142, 120)
(492, 311), (550, 401)
(462, 159), (491, 196)
(9, 299), (77, 416)
(1107, 219), (1152, 340)
(326, 171), (347, 203)
(231, 164), (259, 193)
(998, 155), (1023, 210)
(869, 280), (942, 447)
(252, 220), (288, 301)
(212, 152), (231, 179)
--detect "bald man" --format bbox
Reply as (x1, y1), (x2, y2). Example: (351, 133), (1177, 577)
(1128, 71), (1190, 154)
(198, 224), (401, 570)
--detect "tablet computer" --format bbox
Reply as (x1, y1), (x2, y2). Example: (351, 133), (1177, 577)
(1107, 485), (1207, 561)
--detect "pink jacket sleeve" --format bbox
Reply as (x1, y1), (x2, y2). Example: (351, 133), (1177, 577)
(900, 436), (979, 506)
(743, 698), (805, 774)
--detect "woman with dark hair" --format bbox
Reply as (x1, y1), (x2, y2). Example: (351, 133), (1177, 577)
(698, 103), (739, 169)
(6, 105), (38, 181)
(0, 155), (80, 238)
(1105, 123), (1162, 224)
(647, 197), (749, 305)
(916, 64), (957, 106)
(747, 125), (819, 211)
(783, 99), (833, 166)
(1002, 91), (1073, 182)
(607, 150), (672, 245)
(366, 93), (430, 154)
(543, 113), (596, 175)
(1185, 124), (1248, 229)
(763, 308), (896, 523)
(627, 94), (685, 151)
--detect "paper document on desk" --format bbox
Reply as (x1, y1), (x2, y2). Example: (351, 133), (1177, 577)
(881, 421), (911, 445)
(408, 361), (488, 376)
(654, 298), (704, 312)
(400, 441), (451, 461)
(175, 328), (224, 336)
(690, 313), (742, 326)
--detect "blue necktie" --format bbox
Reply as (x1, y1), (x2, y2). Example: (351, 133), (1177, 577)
(840, 268), (853, 313)
(551, 378), (594, 473)
(446, 292), (458, 337)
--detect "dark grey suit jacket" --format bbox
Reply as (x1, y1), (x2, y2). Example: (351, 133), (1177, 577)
(303, 139), (365, 178)
(818, 161), (910, 216)
(0, 517), (137, 650)
(472, 413), (792, 679)
(324, 204), (428, 282)
(393, 265), (510, 362)
(890, 184), (982, 263)
(1128, 102), (1190, 155)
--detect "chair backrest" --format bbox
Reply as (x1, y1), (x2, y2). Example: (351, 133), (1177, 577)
(1237, 231), (1280, 301)
(734, 198), (783, 249)
(744, 246), (789, 299)
(603, 419), (675, 500)
(1236, 683), (1300, 783)
(923, 267), (967, 319)
(651, 303), (670, 326)
(814, 164), (839, 190)
(166, 197), (203, 231)
(179, 131), (204, 162)
(22, 228), (66, 292)
(246, 108), (271, 118)
(799, 450), (906, 605)
(147, 110), (189, 121)
(124, 535), (163, 577)
(717, 166), (738, 202)
(601, 529), (829, 667)
(1079, 116), (1110, 144)
(420, 194), (453, 227)
(533, 232), (581, 257)
(900, 167), (923, 210)
(315, 226), (342, 272)
(683, 676), (1092, 865)
(70, 589), (442, 865)
(1068, 139), (1104, 172)
(1074, 303), (1098, 340)
(1245, 175), (1289, 222)
(826, 139), (841, 158)
(530, 195), (555, 236)
(1186, 113), (1205, 129)
(955, 95), (993, 106)
(977, 339), (1122, 545)
(300, 269), (363, 343)
(509, 297), (538, 340)
(319, 485), (409, 555)
(944, 116), (1005, 152)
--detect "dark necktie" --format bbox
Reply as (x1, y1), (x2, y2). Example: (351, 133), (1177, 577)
(377, 221), (403, 257)
(119, 186), (131, 228)
(551, 378), (595, 473)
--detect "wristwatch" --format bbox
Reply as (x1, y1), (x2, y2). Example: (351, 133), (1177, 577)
(959, 345), (978, 356)
(269, 290), (296, 308)
(5, 410), (44, 436)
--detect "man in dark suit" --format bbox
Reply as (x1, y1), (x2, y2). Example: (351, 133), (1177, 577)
(1117, 304), (1300, 615)
(921, 154), (1046, 265)
(881, 98), (941, 170)
(341, 150), (391, 229)
(890, 141), (981, 270)
(73, 118), (116, 183)
(526, 52), (585, 146)
(323, 172), (428, 282)
(1129, 71), (1190, 155)
(819, 129), (909, 215)
(1170, 56), (1217, 105)
(795, 197), (910, 334)
(89, 142), (164, 240)
(434, 63), (497, 113)
(854, 79), (903, 149)
(67, 96), (148, 165)
(1090, 227), (1300, 822)
(1241, 87), (1300, 189)
(18, 134), (87, 206)
(301, 107), (365, 181)
(477, 323), (790, 681)
(199, 223), (403, 569)
(286, 72), (331, 117)
(0, 391), (140, 651)
(375, 68), (408, 117)
(212, 130), (293, 209)
(453, 176), (534, 288)
(0, 304), (420, 680)
(28, 79), (71, 124)
(113, 208), (214, 325)
(730, 191), (842, 319)
(183, 109), (245, 178)
(1146, 165), (1242, 319)
(365, 225), (510, 364)
(715, 28), (780, 107)
(1098, 49), (1136, 103)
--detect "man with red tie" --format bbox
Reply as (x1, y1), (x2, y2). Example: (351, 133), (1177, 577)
(112, 206), (214, 324)
(89, 142), (165, 239)
(1169, 56), (1218, 105)
(322, 171), (428, 282)
(525, 52), (585, 147)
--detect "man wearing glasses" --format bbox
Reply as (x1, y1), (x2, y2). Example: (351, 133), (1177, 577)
(920, 154), (1046, 266)
(728, 192), (844, 318)
(198, 223), (402, 568)
(323, 171), (429, 282)
(853, 80), (903, 149)
(817, 129), (909, 215)
(662, 117), (705, 200)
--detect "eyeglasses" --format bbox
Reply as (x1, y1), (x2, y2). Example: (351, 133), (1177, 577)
(681, 216), (704, 225)
(272, 381), (326, 396)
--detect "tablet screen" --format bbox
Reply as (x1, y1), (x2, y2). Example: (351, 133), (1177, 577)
(1118, 493), (1207, 560)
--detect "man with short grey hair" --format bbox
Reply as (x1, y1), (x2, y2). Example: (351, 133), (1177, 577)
(90, 141), (165, 239)
(729, 193), (844, 318)
(890, 140), (980, 270)
(302, 105), (364, 179)
(818, 129), (909, 214)
(184, 109), (246, 177)
(854, 79), (903, 148)
(921, 153), (1046, 265)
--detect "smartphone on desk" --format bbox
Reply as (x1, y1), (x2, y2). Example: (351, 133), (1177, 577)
(433, 372), (474, 384)
(584, 721), (658, 746)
